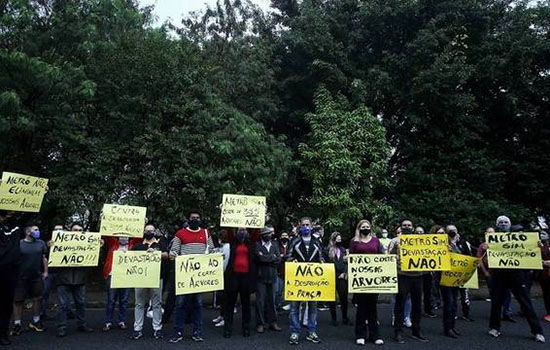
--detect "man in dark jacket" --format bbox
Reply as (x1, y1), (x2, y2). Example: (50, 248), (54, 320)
(55, 222), (94, 337)
(255, 226), (282, 333)
(0, 210), (21, 345)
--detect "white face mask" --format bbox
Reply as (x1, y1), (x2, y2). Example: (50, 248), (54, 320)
(382, 232), (388, 238)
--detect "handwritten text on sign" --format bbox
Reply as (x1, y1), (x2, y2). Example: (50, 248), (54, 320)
(487, 232), (542, 270)
(0, 172), (48, 212)
(111, 251), (161, 288)
(285, 262), (335, 301)
(400, 234), (451, 271)
(49, 231), (101, 267)
(348, 254), (398, 293)
(99, 204), (147, 237)
(220, 194), (266, 228)
(440, 253), (479, 287)
(175, 254), (224, 295)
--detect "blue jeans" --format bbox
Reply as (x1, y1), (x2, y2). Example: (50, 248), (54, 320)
(289, 301), (317, 334)
(105, 276), (130, 324)
(391, 295), (411, 319)
(174, 294), (203, 337)
(275, 277), (284, 309)
(41, 272), (57, 317)
(56, 284), (86, 329)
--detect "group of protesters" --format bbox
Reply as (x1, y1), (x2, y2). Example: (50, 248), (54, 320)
(1, 208), (550, 347)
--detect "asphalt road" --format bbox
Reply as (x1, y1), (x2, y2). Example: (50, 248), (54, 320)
(9, 299), (550, 350)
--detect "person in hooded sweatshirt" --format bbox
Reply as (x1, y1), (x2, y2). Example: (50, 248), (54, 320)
(487, 215), (545, 343)
(0, 210), (22, 346)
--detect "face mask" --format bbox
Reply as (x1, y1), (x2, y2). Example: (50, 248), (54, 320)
(359, 228), (371, 236)
(382, 232), (388, 238)
(280, 238), (289, 244)
(119, 237), (129, 245)
(448, 231), (457, 238)
(497, 223), (511, 232)
(335, 241), (342, 246)
(237, 231), (247, 241)
(402, 227), (413, 235)
(144, 231), (155, 240)
(31, 229), (40, 239)
(299, 226), (312, 236)
(261, 235), (271, 242)
(188, 218), (200, 230)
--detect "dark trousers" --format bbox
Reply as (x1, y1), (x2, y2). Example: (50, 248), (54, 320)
(441, 286), (458, 331)
(355, 293), (379, 340)
(256, 281), (277, 326)
(459, 288), (470, 317)
(57, 284), (87, 329)
(0, 266), (18, 335)
(394, 274), (422, 335)
(162, 267), (176, 322)
(422, 273), (433, 313)
(329, 278), (349, 322)
(225, 274), (251, 332)
(489, 272), (542, 334)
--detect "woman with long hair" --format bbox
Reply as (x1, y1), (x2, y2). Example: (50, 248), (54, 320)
(327, 232), (351, 326)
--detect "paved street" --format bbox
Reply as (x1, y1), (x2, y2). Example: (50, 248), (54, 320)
(9, 299), (550, 350)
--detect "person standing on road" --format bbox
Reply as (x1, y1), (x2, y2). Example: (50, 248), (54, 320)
(487, 215), (545, 343)
(327, 231), (351, 327)
(350, 220), (384, 346)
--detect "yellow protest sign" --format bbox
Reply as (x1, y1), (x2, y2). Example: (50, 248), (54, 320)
(285, 262), (335, 301)
(0, 172), (48, 212)
(487, 232), (542, 270)
(348, 254), (398, 293)
(99, 204), (147, 237)
(400, 234), (451, 271)
(462, 269), (479, 289)
(220, 194), (266, 228)
(440, 253), (479, 287)
(111, 251), (161, 288)
(175, 254), (224, 295)
(48, 231), (101, 267)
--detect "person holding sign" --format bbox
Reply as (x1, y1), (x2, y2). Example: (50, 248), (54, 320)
(11, 225), (48, 336)
(130, 223), (167, 340)
(487, 216), (545, 343)
(255, 227), (282, 334)
(327, 232), (351, 327)
(349, 220), (384, 346)
(169, 210), (215, 344)
(440, 225), (474, 339)
(388, 219), (429, 344)
(286, 217), (324, 345)
(55, 223), (94, 338)
(0, 210), (22, 346)
(222, 228), (257, 338)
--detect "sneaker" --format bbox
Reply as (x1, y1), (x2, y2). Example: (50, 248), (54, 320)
(192, 333), (204, 342)
(212, 316), (223, 323)
(374, 339), (384, 345)
(282, 304), (291, 311)
(411, 333), (429, 343)
(118, 322), (127, 330)
(488, 329), (501, 338)
(403, 318), (412, 328)
(29, 320), (45, 332)
(103, 323), (113, 332)
(10, 324), (22, 336)
(168, 332), (183, 343)
(544, 315), (550, 323)
(153, 330), (163, 340)
(306, 332), (321, 344)
(356, 338), (365, 345)
(146, 310), (153, 319)
(215, 320), (225, 327)
(131, 330), (143, 340)
(289, 333), (299, 345)
(535, 334), (546, 343)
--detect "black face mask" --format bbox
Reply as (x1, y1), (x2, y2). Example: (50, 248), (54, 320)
(280, 238), (289, 244)
(188, 219), (200, 230)
(448, 231), (457, 238)
(402, 227), (413, 235)
(261, 235), (271, 242)
(335, 241), (342, 246)
(359, 228), (371, 236)
(144, 232), (155, 240)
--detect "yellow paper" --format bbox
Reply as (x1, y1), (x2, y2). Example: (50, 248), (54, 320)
(285, 262), (335, 301)
(220, 194), (266, 228)
(462, 269), (479, 289)
(175, 254), (224, 295)
(48, 231), (101, 267)
(400, 234), (451, 271)
(99, 204), (147, 237)
(487, 232), (542, 270)
(440, 253), (479, 287)
(0, 172), (48, 212)
(348, 254), (398, 293)
(111, 251), (161, 288)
